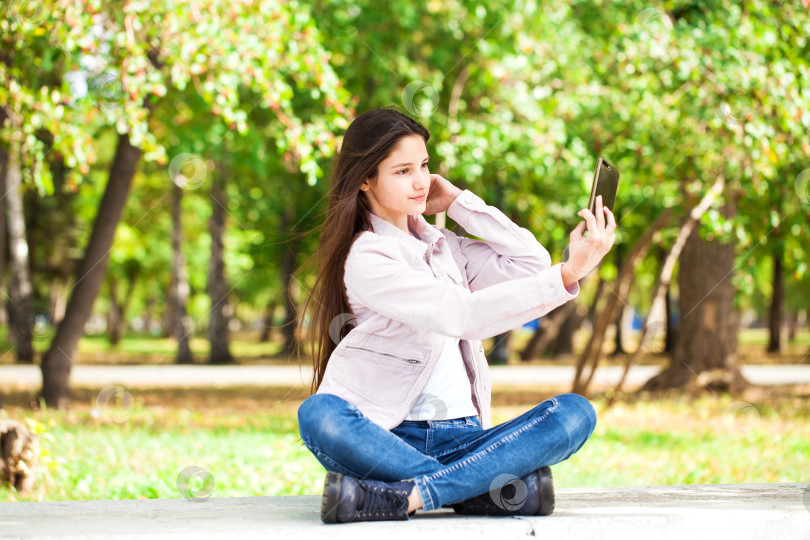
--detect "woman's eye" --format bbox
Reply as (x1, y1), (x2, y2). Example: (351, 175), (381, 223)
(397, 168), (409, 175)
(421, 163), (429, 168)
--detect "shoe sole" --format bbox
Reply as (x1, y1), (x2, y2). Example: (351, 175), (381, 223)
(321, 471), (342, 523)
(537, 466), (555, 516)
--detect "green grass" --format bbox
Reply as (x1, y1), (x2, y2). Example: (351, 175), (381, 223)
(551, 419), (808, 487)
(0, 388), (324, 502)
(1, 387), (808, 502)
(2, 327), (808, 366)
(75, 333), (285, 362)
(0, 329), (287, 365)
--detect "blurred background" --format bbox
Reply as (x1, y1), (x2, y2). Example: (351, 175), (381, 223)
(0, 0), (808, 503)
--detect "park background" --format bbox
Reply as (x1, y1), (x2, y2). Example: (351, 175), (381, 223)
(1, 0), (809, 502)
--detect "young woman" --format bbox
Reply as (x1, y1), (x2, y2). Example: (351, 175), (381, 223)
(294, 106), (616, 523)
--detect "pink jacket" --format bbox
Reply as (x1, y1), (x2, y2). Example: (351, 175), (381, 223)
(316, 189), (580, 430)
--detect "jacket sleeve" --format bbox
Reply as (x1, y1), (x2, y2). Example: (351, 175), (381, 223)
(441, 189), (579, 294)
(343, 196), (579, 341)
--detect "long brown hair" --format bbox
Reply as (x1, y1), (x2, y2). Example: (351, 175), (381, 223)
(292, 106), (431, 393)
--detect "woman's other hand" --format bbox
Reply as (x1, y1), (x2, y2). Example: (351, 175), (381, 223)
(561, 195), (617, 286)
(423, 174), (463, 216)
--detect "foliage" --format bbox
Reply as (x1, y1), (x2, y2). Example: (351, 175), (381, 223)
(1, 0), (808, 346)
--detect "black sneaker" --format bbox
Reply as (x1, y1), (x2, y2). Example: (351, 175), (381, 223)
(452, 466), (555, 516)
(321, 471), (416, 523)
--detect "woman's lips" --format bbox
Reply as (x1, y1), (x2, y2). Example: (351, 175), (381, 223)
(411, 195), (426, 201)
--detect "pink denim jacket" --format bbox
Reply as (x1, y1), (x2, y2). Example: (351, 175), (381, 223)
(316, 189), (580, 430)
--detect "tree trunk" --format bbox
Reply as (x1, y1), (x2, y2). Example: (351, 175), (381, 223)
(107, 274), (136, 346)
(664, 279), (677, 352)
(641, 187), (748, 394)
(489, 331), (511, 365)
(520, 300), (580, 362)
(161, 281), (176, 338)
(611, 177), (724, 399)
(520, 322), (547, 362)
(143, 295), (156, 334)
(280, 207), (301, 357)
(551, 307), (579, 357)
(787, 310), (798, 343)
(0, 140), (8, 328)
(107, 277), (123, 346)
(611, 304), (626, 356)
(170, 183), (193, 364)
(572, 208), (674, 395)
(40, 131), (142, 407)
(0, 418), (38, 493)
(50, 280), (67, 327)
(766, 241), (784, 353)
(4, 138), (34, 364)
(610, 246), (626, 356)
(259, 299), (277, 343)
(207, 170), (234, 364)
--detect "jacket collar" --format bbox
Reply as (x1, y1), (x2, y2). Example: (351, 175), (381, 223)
(367, 211), (444, 256)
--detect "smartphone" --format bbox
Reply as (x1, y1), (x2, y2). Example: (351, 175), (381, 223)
(588, 156), (620, 214)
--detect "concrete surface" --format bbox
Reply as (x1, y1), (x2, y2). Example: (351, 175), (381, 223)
(1, 483), (809, 539)
(2, 364), (810, 389)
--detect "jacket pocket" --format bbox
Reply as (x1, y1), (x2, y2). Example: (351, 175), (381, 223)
(343, 344), (422, 365)
(329, 343), (427, 407)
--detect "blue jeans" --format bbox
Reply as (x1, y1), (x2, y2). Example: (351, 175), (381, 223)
(297, 392), (597, 512)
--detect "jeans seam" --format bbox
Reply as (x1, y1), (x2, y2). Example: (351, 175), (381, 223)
(422, 397), (559, 482)
(415, 477), (435, 511)
(433, 440), (476, 459)
(300, 427), (377, 480)
(308, 443), (373, 479)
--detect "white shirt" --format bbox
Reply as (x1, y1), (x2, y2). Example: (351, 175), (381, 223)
(405, 334), (479, 420)
(405, 228), (480, 421)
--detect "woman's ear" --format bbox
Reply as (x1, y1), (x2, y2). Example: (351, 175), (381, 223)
(360, 173), (378, 191)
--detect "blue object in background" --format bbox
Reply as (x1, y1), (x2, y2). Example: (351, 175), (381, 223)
(522, 318), (540, 330)
(631, 311), (643, 331)
(631, 308), (680, 330)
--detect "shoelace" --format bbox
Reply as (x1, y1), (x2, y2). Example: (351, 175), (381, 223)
(356, 481), (409, 518)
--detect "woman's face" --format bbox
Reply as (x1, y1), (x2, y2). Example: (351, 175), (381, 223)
(360, 134), (430, 233)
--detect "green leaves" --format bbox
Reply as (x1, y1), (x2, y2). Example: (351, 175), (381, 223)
(3, 0), (808, 332)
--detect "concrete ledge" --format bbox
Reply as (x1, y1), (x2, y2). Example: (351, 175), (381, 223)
(2, 483), (809, 539)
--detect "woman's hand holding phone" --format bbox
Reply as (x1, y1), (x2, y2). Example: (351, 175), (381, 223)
(561, 194), (617, 287)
